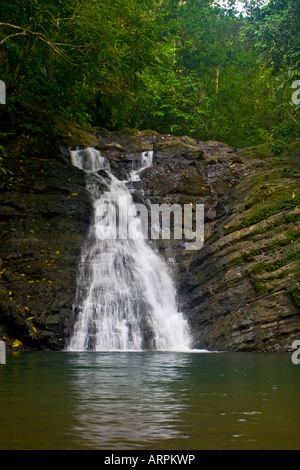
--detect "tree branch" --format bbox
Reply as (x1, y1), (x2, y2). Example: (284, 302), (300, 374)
(285, 108), (300, 127)
(0, 22), (79, 65)
(0, 31), (26, 44)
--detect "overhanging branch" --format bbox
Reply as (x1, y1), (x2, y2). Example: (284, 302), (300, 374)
(0, 22), (79, 65)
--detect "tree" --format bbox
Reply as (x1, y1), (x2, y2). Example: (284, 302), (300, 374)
(0, 0), (298, 149)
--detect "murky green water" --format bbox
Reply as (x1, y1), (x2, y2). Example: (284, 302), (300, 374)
(0, 351), (299, 450)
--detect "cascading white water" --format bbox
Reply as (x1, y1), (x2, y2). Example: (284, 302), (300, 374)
(130, 150), (153, 182)
(70, 147), (108, 172)
(67, 147), (191, 351)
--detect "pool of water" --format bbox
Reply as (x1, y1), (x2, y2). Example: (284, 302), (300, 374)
(0, 351), (299, 450)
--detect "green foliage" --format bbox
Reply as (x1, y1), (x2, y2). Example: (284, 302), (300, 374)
(282, 212), (300, 225)
(288, 251), (300, 262)
(240, 193), (300, 228)
(242, 0), (300, 143)
(251, 259), (286, 274)
(252, 278), (266, 294)
(0, 0), (299, 147)
(0, 132), (12, 173)
(286, 286), (300, 308)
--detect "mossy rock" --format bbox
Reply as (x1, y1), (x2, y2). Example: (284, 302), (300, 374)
(237, 144), (275, 160)
(286, 286), (300, 308)
(139, 129), (158, 136)
(53, 118), (99, 147)
(118, 128), (140, 136)
(154, 140), (204, 160)
(288, 140), (300, 152)
(240, 192), (300, 228)
(118, 128), (158, 137)
(245, 180), (298, 210)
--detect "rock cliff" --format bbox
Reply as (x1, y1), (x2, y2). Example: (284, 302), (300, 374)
(0, 127), (299, 351)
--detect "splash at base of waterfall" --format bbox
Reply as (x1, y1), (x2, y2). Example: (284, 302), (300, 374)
(67, 148), (192, 352)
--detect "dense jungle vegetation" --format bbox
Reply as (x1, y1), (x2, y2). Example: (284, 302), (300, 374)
(0, 0), (299, 162)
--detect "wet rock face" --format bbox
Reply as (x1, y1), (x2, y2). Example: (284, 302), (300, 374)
(130, 135), (300, 352)
(0, 130), (299, 352)
(174, 145), (300, 352)
(0, 148), (94, 349)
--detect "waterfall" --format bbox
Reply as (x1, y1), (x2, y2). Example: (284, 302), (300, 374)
(70, 147), (108, 172)
(67, 147), (191, 351)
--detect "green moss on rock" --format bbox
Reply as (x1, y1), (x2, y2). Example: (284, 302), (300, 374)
(240, 193), (300, 228)
(237, 144), (274, 160)
(286, 286), (300, 308)
(54, 118), (99, 147)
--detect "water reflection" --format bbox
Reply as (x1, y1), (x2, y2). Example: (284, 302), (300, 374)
(66, 352), (191, 448)
(1, 351), (299, 449)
